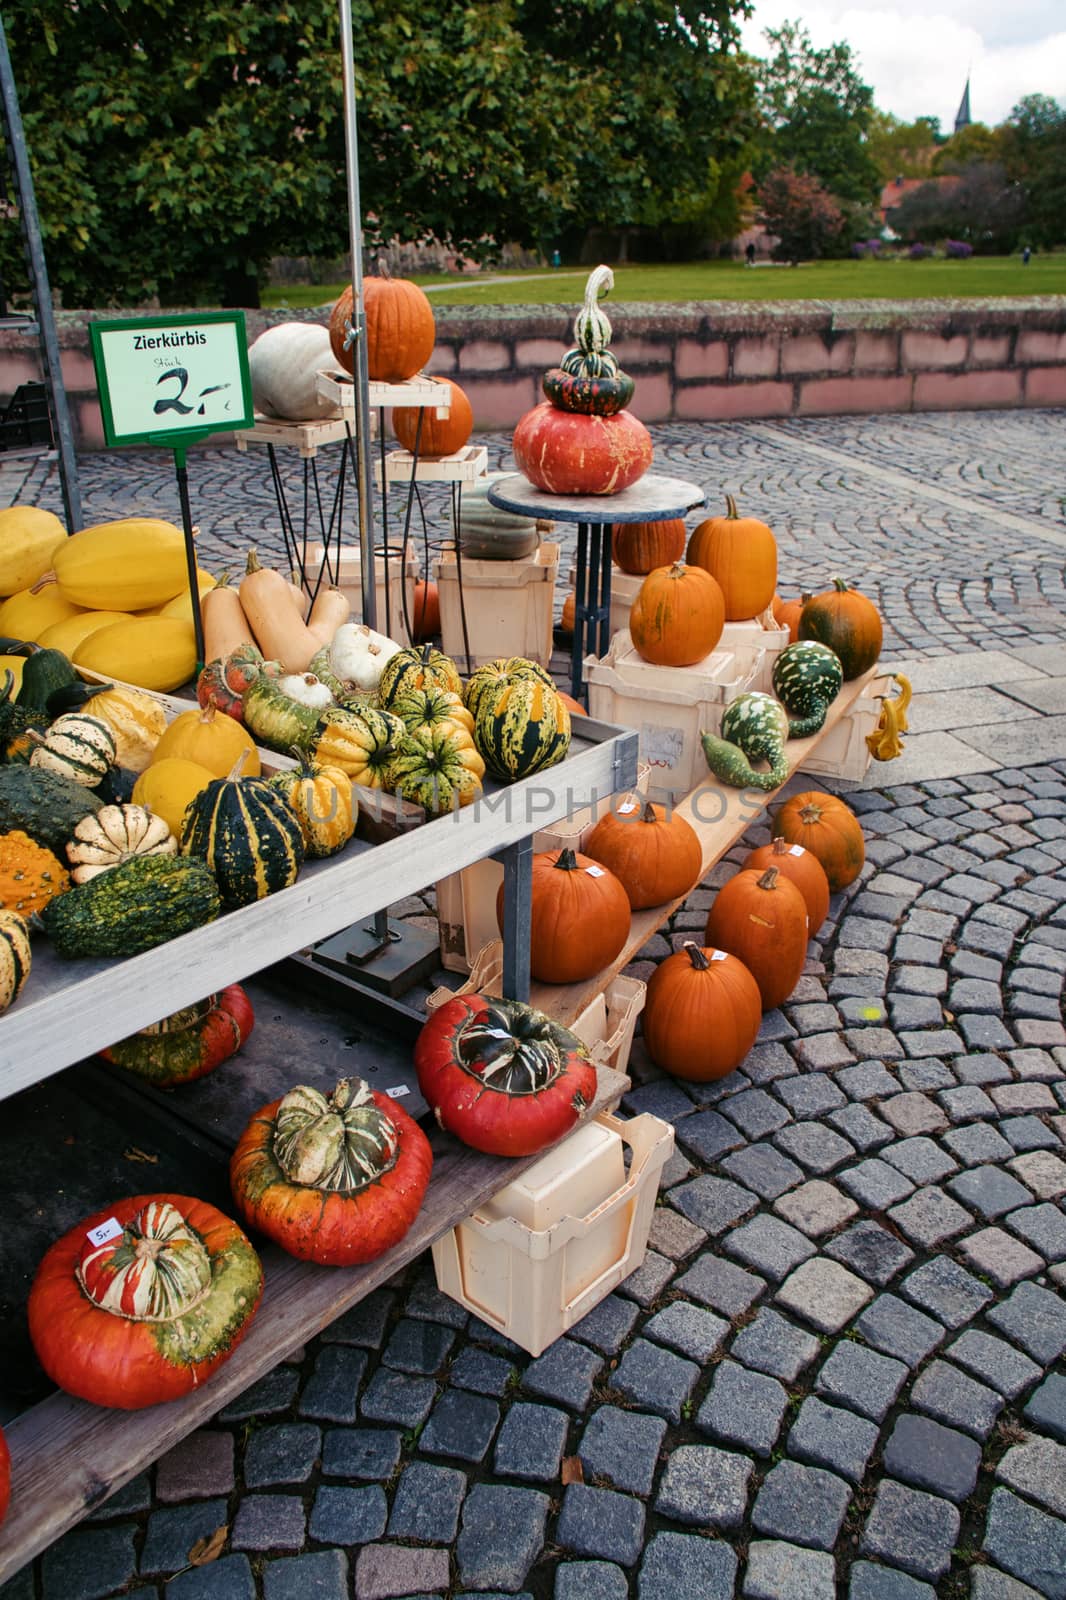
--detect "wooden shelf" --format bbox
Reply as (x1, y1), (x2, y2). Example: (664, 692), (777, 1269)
(375, 443), (489, 487)
(531, 668), (881, 1029)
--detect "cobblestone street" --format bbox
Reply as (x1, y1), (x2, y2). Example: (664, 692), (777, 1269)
(1, 407), (1065, 1599)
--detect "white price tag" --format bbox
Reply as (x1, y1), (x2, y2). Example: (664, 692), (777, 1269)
(86, 1216), (124, 1248)
(385, 1084), (411, 1099)
(585, 866), (606, 877)
(617, 800), (639, 815)
(710, 950), (728, 962)
(789, 844), (805, 857)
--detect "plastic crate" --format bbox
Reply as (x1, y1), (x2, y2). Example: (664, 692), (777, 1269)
(302, 543), (419, 646)
(427, 938), (646, 1078)
(430, 1110), (674, 1356)
(584, 630), (767, 802)
(435, 763), (650, 973)
(799, 690), (881, 783)
(433, 541), (559, 670)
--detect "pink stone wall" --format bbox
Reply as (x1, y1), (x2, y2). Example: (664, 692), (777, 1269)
(2, 298), (1064, 447)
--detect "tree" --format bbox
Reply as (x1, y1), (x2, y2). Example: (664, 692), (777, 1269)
(931, 122), (1004, 174)
(865, 111), (941, 182)
(0, 0), (758, 308)
(753, 22), (881, 205)
(892, 162), (1026, 252)
(757, 166), (847, 259)
(1001, 95), (1066, 246)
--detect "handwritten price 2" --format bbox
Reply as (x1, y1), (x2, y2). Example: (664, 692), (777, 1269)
(154, 367), (232, 418)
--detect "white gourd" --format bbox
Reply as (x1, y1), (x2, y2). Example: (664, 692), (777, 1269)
(248, 323), (343, 422)
(329, 623), (402, 692)
(275, 673), (335, 708)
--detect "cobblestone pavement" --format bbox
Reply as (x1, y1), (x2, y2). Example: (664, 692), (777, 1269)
(1, 409), (1066, 1599)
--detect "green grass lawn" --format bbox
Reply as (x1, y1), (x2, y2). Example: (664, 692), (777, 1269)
(264, 255), (1066, 309)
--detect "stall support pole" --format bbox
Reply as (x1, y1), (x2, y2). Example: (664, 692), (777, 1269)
(498, 837), (533, 1004)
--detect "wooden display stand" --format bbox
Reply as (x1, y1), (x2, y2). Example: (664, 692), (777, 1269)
(434, 541), (559, 670)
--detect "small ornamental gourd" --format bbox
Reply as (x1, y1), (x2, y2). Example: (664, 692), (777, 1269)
(42, 854), (221, 958)
(100, 986), (255, 1086)
(391, 685), (474, 740)
(267, 755), (355, 858)
(642, 943), (763, 1082)
(230, 1077), (433, 1266)
(0, 909), (31, 1015)
(700, 692), (790, 792)
(865, 673), (912, 762)
(415, 995), (598, 1156)
(584, 800), (702, 911)
(0, 764), (103, 856)
(0, 829), (69, 915)
(464, 657), (555, 724)
(197, 643), (274, 721)
(28, 1195), (263, 1409)
(704, 865), (809, 1011)
(328, 622), (402, 694)
(151, 703), (262, 780)
(629, 562), (725, 667)
(687, 497), (778, 621)
(86, 683), (169, 772)
(65, 804), (177, 884)
(474, 670), (571, 784)
(771, 640), (844, 737)
(390, 725), (485, 815)
(377, 643), (463, 708)
(241, 670), (330, 754)
(311, 705), (405, 790)
(498, 848), (631, 985)
(773, 790), (865, 892)
(181, 752), (304, 909)
(30, 713), (116, 787)
(798, 578), (882, 679)
(512, 267), (653, 496)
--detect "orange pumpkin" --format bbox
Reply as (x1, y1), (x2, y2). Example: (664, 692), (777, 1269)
(410, 581), (440, 642)
(774, 789), (865, 892)
(704, 865), (808, 1010)
(629, 562), (725, 667)
(743, 835), (830, 936)
(643, 942), (762, 1082)
(497, 847), (630, 984)
(585, 800), (702, 911)
(798, 578), (882, 679)
(612, 519), (687, 576)
(393, 379), (473, 458)
(557, 690), (586, 716)
(559, 592), (576, 636)
(329, 274), (436, 383)
(772, 591), (812, 644)
(687, 496), (778, 621)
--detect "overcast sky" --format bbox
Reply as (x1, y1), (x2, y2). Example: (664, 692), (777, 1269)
(741, 0), (1066, 129)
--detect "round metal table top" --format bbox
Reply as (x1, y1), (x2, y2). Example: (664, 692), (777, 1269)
(486, 471), (706, 524)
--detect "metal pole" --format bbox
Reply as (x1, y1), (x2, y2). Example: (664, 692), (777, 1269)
(0, 18), (83, 532)
(338, 0), (377, 628)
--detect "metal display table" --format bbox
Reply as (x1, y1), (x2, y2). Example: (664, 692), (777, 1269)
(487, 472), (706, 702)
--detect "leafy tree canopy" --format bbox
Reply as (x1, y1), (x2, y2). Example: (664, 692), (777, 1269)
(757, 165), (846, 260)
(0, 0), (757, 307)
(866, 111), (942, 182)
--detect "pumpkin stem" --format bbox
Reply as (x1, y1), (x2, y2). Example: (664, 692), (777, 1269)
(771, 837), (792, 856)
(683, 941), (710, 970)
(554, 847), (580, 872)
(724, 495), (739, 520)
(756, 866), (780, 890)
(831, 576), (850, 593)
(225, 748), (253, 783)
(801, 591), (813, 604)
(245, 548), (264, 575)
(29, 573), (57, 595)
(668, 561), (688, 578)
(641, 801), (658, 824)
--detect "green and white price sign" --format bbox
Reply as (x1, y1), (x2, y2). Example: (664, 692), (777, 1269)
(89, 310), (254, 449)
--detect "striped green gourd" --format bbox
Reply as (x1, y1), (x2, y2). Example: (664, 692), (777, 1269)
(464, 657), (555, 726)
(771, 641), (844, 737)
(377, 644), (462, 709)
(29, 713), (116, 786)
(474, 674), (571, 783)
(0, 909), (31, 1012)
(180, 753), (304, 909)
(700, 691), (790, 793)
(41, 853), (221, 958)
(559, 265), (621, 379)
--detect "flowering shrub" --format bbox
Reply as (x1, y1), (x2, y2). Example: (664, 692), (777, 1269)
(908, 243), (934, 259)
(851, 240), (883, 258)
(945, 239), (973, 258)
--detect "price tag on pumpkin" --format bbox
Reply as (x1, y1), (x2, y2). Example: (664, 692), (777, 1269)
(385, 1084), (411, 1099)
(585, 866), (606, 877)
(710, 950), (728, 962)
(617, 800), (639, 815)
(789, 844), (805, 857)
(86, 1217), (124, 1247)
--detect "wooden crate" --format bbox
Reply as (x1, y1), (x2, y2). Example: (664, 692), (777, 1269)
(316, 369), (453, 415)
(234, 414), (356, 459)
(434, 541), (558, 670)
(375, 443), (489, 487)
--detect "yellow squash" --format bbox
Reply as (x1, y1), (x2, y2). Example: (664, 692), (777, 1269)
(53, 518), (189, 611)
(87, 685), (169, 773)
(0, 579), (84, 642)
(37, 610), (133, 658)
(0, 507), (67, 597)
(152, 570), (218, 622)
(76, 617), (197, 694)
(150, 704), (261, 779)
(132, 758), (215, 840)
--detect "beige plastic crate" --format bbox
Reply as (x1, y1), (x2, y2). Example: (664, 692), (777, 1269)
(585, 630), (767, 802)
(434, 542), (559, 669)
(302, 543), (419, 646)
(427, 938), (646, 1078)
(431, 1109), (674, 1356)
(435, 764), (650, 973)
(799, 690), (881, 783)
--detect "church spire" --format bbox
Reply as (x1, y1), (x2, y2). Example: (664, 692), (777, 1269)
(954, 78), (972, 132)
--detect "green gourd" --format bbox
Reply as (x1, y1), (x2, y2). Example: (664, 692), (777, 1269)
(41, 854), (220, 958)
(474, 673), (571, 783)
(241, 673), (324, 754)
(15, 646), (77, 712)
(0, 764), (103, 854)
(771, 641), (844, 737)
(700, 692), (790, 793)
(181, 758), (305, 909)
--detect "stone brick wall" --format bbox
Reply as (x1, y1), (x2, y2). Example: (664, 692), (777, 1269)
(2, 297), (1064, 449)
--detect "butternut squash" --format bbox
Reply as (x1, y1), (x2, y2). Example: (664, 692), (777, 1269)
(239, 549), (318, 672)
(201, 575), (258, 662)
(52, 519), (189, 610)
(306, 585), (350, 649)
(75, 617), (197, 693)
(0, 507), (67, 597)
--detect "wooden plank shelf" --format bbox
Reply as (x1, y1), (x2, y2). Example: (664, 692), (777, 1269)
(233, 413), (359, 459)
(316, 369), (453, 414)
(374, 443), (489, 487)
